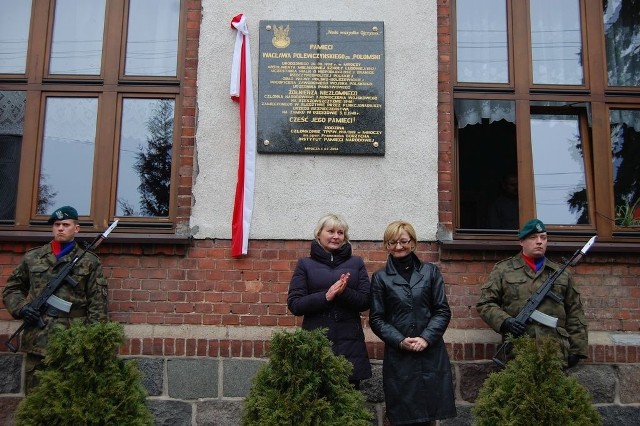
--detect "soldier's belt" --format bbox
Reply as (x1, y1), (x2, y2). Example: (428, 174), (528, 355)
(45, 307), (87, 318)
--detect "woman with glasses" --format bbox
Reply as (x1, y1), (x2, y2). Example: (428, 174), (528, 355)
(287, 213), (372, 388)
(369, 220), (456, 425)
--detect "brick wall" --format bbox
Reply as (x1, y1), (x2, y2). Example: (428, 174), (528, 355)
(3, 239), (639, 364)
(175, 0), (199, 229)
(437, 0), (454, 232)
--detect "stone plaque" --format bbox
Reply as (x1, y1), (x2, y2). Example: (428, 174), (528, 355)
(257, 21), (385, 155)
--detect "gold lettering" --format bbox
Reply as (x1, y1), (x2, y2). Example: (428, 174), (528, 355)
(309, 44), (334, 50)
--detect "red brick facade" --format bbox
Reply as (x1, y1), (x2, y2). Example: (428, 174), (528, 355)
(1, 0), (639, 367)
(3, 239), (639, 363)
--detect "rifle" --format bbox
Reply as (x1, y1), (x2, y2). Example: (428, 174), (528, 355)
(492, 235), (596, 368)
(5, 220), (119, 353)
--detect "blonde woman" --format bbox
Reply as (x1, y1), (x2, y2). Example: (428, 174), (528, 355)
(287, 213), (372, 388)
(369, 220), (456, 425)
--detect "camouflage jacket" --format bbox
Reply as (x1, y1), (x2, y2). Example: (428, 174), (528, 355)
(2, 242), (109, 355)
(476, 253), (588, 358)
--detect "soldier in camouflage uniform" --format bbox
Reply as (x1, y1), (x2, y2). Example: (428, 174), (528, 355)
(476, 218), (588, 368)
(2, 206), (109, 392)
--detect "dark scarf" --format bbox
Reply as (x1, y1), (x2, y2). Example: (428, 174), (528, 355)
(391, 253), (418, 283)
(310, 239), (352, 267)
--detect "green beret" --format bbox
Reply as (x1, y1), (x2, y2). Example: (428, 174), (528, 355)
(48, 206), (79, 224)
(518, 218), (546, 240)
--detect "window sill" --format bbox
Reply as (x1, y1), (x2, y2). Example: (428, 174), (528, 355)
(0, 231), (191, 246)
(441, 238), (640, 253)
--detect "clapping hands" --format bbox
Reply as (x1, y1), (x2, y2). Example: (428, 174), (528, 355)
(325, 272), (350, 301)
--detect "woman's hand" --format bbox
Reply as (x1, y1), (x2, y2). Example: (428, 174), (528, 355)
(326, 272), (350, 301)
(400, 337), (429, 352)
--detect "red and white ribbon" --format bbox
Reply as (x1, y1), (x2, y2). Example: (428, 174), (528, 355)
(230, 13), (256, 257)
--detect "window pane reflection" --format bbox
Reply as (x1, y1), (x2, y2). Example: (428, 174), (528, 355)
(50, 0), (105, 75)
(456, 0), (508, 83)
(40, 98), (97, 215)
(0, 0), (31, 74)
(531, 114), (588, 225)
(530, 0), (583, 85)
(604, 0), (640, 87)
(455, 99), (517, 230)
(0, 91), (26, 221)
(610, 109), (640, 227)
(117, 98), (174, 217)
(125, 0), (180, 76)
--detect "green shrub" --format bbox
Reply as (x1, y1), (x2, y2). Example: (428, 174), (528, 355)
(242, 328), (372, 426)
(472, 337), (601, 426)
(16, 321), (153, 426)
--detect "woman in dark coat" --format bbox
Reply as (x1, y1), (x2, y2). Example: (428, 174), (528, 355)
(287, 213), (372, 387)
(369, 220), (456, 425)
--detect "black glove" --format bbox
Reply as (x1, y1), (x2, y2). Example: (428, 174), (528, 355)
(567, 354), (581, 368)
(500, 317), (527, 337)
(19, 305), (40, 325)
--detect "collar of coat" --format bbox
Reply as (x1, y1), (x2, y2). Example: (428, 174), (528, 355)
(510, 252), (562, 272)
(385, 252), (422, 275)
(309, 239), (352, 267)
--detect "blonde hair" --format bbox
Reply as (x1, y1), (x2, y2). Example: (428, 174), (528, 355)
(383, 220), (417, 252)
(314, 213), (350, 243)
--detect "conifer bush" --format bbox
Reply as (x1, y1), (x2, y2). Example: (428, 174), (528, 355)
(241, 328), (372, 426)
(16, 321), (153, 426)
(472, 336), (601, 426)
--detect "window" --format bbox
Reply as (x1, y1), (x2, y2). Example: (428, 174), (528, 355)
(0, 0), (184, 232)
(0, 0), (31, 74)
(453, 0), (640, 241)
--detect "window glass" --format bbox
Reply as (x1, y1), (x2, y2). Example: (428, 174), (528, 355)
(530, 0), (583, 85)
(604, 0), (640, 87)
(531, 114), (588, 225)
(39, 97), (98, 215)
(0, 0), (184, 230)
(117, 98), (174, 217)
(0, 0), (32, 74)
(455, 99), (517, 230)
(456, 0), (508, 83)
(125, 0), (180, 76)
(0, 91), (26, 221)
(49, 0), (105, 75)
(610, 109), (640, 227)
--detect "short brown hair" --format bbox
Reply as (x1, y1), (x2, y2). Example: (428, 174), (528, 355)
(383, 220), (417, 251)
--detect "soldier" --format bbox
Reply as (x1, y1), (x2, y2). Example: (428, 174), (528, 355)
(2, 206), (109, 392)
(476, 218), (588, 368)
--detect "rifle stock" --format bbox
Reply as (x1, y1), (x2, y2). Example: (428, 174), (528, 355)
(492, 236), (596, 367)
(5, 220), (118, 352)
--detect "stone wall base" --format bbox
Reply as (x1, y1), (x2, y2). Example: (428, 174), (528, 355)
(1, 354), (640, 425)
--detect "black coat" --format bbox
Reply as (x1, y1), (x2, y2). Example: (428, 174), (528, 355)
(369, 254), (456, 424)
(287, 240), (372, 381)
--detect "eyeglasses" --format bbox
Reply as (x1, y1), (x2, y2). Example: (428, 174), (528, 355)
(387, 239), (412, 248)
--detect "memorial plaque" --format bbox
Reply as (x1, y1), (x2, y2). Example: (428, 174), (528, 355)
(257, 21), (385, 155)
